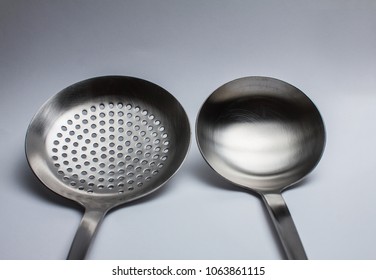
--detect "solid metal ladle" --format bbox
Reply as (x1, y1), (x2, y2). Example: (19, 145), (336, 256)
(196, 76), (325, 259)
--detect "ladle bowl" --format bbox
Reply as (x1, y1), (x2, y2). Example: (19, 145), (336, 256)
(196, 76), (325, 259)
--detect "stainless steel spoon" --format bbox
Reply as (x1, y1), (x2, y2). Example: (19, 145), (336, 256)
(26, 76), (190, 259)
(196, 76), (325, 259)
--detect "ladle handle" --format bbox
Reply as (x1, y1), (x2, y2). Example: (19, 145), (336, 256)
(67, 208), (107, 260)
(260, 192), (308, 260)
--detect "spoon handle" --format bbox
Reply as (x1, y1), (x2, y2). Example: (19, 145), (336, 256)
(67, 207), (107, 260)
(260, 192), (307, 260)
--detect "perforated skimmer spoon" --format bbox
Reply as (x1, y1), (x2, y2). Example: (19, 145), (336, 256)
(196, 76), (325, 259)
(26, 76), (190, 259)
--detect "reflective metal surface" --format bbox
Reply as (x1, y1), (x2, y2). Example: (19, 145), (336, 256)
(196, 76), (325, 259)
(26, 76), (190, 259)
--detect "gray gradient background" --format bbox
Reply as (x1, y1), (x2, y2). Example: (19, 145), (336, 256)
(1, 0), (376, 259)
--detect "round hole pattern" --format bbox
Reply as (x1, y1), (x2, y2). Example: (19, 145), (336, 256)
(49, 102), (170, 194)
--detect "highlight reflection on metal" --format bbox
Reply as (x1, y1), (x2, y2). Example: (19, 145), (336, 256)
(25, 76), (190, 259)
(196, 76), (325, 259)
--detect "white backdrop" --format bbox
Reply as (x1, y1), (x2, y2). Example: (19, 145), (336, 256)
(0, 0), (375, 259)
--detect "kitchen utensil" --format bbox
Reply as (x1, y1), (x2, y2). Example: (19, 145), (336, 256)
(196, 76), (325, 259)
(26, 76), (190, 259)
